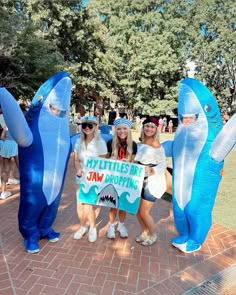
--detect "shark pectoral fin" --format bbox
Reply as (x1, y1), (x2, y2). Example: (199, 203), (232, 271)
(161, 140), (174, 157)
(0, 88), (33, 147)
(210, 114), (236, 162)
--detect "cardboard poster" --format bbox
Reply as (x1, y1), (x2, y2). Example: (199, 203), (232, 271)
(78, 157), (145, 214)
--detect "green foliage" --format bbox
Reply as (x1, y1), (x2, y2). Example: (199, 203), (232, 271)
(27, 0), (116, 104)
(0, 0), (235, 114)
(92, 0), (192, 115)
(185, 0), (236, 114)
(0, 1), (64, 98)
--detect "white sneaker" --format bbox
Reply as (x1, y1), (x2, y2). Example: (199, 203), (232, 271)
(141, 234), (157, 246)
(135, 231), (149, 243)
(88, 227), (97, 243)
(0, 191), (12, 200)
(106, 224), (116, 239)
(117, 222), (128, 238)
(73, 226), (89, 240)
(7, 178), (20, 185)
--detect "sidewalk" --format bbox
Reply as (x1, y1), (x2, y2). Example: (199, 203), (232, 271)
(0, 155), (236, 295)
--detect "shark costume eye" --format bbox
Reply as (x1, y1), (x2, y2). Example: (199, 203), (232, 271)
(204, 104), (212, 112)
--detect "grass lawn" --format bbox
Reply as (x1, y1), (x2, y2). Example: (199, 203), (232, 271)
(214, 146), (236, 231)
(132, 130), (236, 231)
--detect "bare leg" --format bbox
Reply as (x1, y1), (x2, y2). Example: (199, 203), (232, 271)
(109, 208), (117, 224)
(75, 185), (88, 227)
(85, 204), (96, 228)
(9, 157), (16, 179)
(1, 157), (10, 193)
(136, 207), (149, 234)
(74, 185), (90, 240)
(165, 169), (172, 195)
(106, 208), (117, 239)
(138, 199), (155, 236)
(118, 210), (126, 223)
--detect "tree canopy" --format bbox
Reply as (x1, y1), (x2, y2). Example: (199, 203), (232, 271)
(0, 0), (235, 115)
(0, 0), (64, 98)
(187, 0), (236, 114)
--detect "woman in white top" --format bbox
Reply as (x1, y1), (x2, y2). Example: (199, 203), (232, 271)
(134, 117), (170, 246)
(73, 116), (107, 243)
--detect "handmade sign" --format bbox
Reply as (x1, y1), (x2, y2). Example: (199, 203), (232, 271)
(78, 157), (145, 214)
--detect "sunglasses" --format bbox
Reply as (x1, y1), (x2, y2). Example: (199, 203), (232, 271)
(81, 123), (94, 129)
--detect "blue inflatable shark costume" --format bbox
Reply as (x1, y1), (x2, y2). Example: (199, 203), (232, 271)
(165, 78), (236, 253)
(0, 72), (72, 253)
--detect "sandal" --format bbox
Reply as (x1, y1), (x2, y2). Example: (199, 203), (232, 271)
(135, 232), (149, 243)
(141, 234), (157, 246)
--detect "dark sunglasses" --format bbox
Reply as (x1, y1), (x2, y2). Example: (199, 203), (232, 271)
(81, 123), (94, 129)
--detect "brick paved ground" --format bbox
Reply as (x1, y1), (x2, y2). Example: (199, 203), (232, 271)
(0, 156), (236, 295)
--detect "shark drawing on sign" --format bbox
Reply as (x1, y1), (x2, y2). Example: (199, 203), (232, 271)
(97, 184), (119, 208)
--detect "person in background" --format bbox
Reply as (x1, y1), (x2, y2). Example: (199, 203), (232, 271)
(106, 118), (137, 239)
(135, 116), (141, 133)
(73, 116), (107, 243)
(168, 119), (173, 133)
(134, 117), (168, 246)
(162, 116), (167, 133)
(74, 112), (81, 124)
(70, 112), (75, 123)
(0, 107), (19, 200)
(158, 116), (163, 134)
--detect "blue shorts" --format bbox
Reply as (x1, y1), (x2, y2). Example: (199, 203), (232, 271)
(0, 139), (18, 158)
(75, 175), (82, 185)
(141, 187), (157, 203)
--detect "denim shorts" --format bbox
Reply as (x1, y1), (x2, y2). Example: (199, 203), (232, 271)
(75, 175), (82, 185)
(141, 187), (157, 203)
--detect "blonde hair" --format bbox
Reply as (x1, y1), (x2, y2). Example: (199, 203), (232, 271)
(140, 124), (159, 142)
(80, 125), (100, 150)
(111, 128), (133, 161)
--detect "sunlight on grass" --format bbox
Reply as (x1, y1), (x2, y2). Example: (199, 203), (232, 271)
(214, 147), (236, 231)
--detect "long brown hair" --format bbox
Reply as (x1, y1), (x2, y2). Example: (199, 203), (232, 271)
(140, 124), (159, 142)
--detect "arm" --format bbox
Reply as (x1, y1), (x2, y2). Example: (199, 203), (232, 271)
(106, 139), (112, 158)
(74, 151), (83, 177)
(99, 154), (108, 158)
(74, 139), (83, 177)
(0, 127), (6, 141)
(130, 141), (138, 163)
(210, 114), (236, 162)
(149, 144), (167, 176)
(131, 154), (136, 162)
